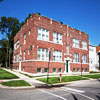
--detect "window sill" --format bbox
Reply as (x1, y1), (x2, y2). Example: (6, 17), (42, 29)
(72, 47), (88, 50)
(37, 39), (63, 45)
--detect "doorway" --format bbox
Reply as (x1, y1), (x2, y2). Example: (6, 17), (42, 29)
(66, 61), (68, 72)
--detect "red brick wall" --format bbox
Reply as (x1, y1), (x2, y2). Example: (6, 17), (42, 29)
(13, 13), (89, 74)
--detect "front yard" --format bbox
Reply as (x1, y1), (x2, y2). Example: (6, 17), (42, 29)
(0, 68), (19, 79)
(1, 80), (31, 87)
(82, 74), (100, 79)
(37, 76), (89, 84)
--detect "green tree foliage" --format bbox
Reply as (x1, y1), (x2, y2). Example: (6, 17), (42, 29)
(0, 13), (33, 67)
(0, 0), (3, 3)
(0, 16), (20, 67)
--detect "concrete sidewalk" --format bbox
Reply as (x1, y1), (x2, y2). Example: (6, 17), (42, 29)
(1, 68), (46, 87)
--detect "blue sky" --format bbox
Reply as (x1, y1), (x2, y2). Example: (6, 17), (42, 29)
(0, 0), (100, 46)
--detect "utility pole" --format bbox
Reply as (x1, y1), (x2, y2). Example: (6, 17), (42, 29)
(47, 51), (51, 83)
(9, 48), (11, 67)
(81, 55), (82, 80)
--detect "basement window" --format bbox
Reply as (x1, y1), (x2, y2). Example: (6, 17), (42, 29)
(37, 68), (41, 73)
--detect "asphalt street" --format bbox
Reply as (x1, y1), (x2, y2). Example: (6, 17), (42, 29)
(0, 79), (100, 100)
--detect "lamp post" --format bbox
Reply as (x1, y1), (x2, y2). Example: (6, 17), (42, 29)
(81, 55), (83, 80)
(47, 51), (51, 83)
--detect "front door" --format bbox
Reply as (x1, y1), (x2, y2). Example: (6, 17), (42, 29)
(66, 61), (68, 72)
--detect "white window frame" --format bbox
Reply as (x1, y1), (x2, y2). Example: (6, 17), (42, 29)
(73, 68), (76, 72)
(73, 53), (79, 63)
(58, 68), (62, 72)
(53, 50), (62, 62)
(24, 34), (26, 44)
(37, 48), (49, 61)
(37, 68), (42, 73)
(44, 68), (48, 73)
(28, 49), (30, 55)
(53, 32), (62, 44)
(14, 43), (16, 50)
(24, 51), (25, 60)
(17, 53), (19, 61)
(82, 41), (87, 50)
(53, 68), (56, 73)
(82, 55), (87, 63)
(17, 40), (19, 49)
(14, 56), (15, 61)
(66, 44), (69, 54)
(28, 30), (30, 35)
(38, 27), (49, 41)
(77, 68), (80, 72)
(73, 38), (79, 48)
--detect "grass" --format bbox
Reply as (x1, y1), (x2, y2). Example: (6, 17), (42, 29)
(90, 71), (100, 73)
(0, 68), (19, 79)
(82, 74), (100, 79)
(37, 76), (88, 84)
(0, 80), (31, 87)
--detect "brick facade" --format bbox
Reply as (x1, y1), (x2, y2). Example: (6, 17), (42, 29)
(13, 13), (89, 74)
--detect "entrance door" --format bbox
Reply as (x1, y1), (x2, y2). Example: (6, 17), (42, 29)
(66, 61), (68, 72)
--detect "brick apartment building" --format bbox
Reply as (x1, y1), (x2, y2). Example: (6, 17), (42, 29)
(13, 13), (89, 74)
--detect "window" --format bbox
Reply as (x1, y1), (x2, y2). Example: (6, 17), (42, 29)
(44, 68), (48, 73)
(14, 56), (15, 61)
(85, 68), (88, 72)
(59, 68), (62, 72)
(28, 30), (30, 35)
(77, 68), (80, 72)
(23, 67), (25, 71)
(17, 40), (19, 49)
(73, 53), (79, 62)
(17, 53), (19, 61)
(66, 44), (69, 54)
(82, 41), (87, 49)
(28, 49), (30, 55)
(53, 50), (62, 61)
(53, 68), (56, 73)
(73, 68), (76, 72)
(53, 32), (62, 44)
(14, 43), (16, 50)
(37, 68), (41, 73)
(82, 68), (84, 72)
(37, 48), (49, 60)
(82, 55), (87, 63)
(73, 38), (79, 48)
(24, 50), (25, 60)
(24, 34), (26, 44)
(38, 27), (49, 41)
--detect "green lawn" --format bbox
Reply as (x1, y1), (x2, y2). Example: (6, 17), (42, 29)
(1, 80), (31, 87)
(37, 76), (88, 84)
(0, 68), (19, 79)
(82, 74), (100, 79)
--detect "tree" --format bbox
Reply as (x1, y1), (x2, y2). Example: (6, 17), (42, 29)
(0, 16), (20, 67)
(0, 0), (3, 3)
(25, 14), (32, 22)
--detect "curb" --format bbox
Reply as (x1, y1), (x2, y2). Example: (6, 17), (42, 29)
(0, 84), (35, 90)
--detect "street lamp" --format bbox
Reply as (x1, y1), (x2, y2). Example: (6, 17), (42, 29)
(47, 51), (51, 83)
(81, 54), (83, 80)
